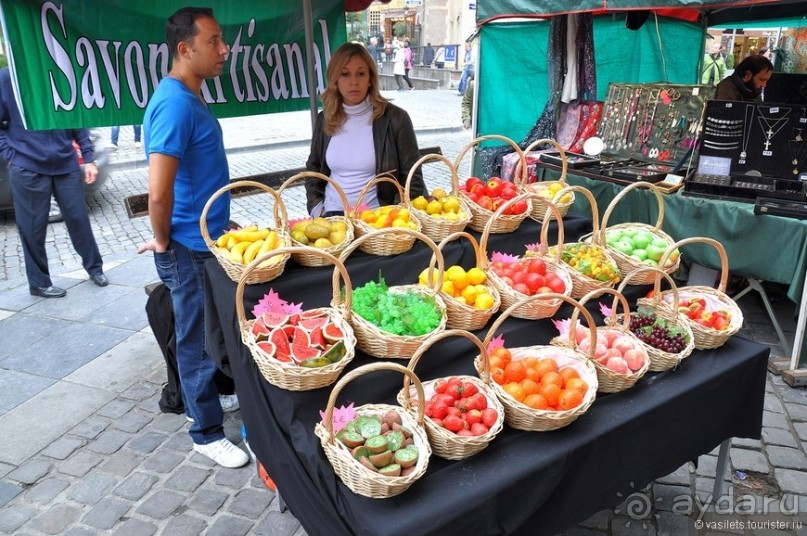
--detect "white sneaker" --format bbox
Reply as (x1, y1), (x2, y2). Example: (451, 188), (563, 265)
(134, 141), (142, 148)
(193, 438), (249, 468)
(186, 393), (240, 422)
(219, 393), (240, 413)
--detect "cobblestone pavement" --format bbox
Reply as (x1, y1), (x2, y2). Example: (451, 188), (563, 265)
(0, 89), (806, 535)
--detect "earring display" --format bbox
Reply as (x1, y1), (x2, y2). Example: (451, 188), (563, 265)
(684, 100), (807, 208)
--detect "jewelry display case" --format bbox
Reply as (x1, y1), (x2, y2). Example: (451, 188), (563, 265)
(683, 100), (807, 209)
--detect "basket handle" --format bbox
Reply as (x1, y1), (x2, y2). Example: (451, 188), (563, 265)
(555, 185), (601, 244)
(616, 266), (681, 312)
(537, 194), (566, 264)
(354, 174), (408, 210)
(404, 153), (460, 201)
(235, 246), (353, 325)
(659, 237), (729, 292)
(598, 181), (665, 244)
(516, 138), (568, 187)
(425, 231), (484, 282)
(322, 362), (426, 441)
(331, 227), (445, 303)
(570, 287), (632, 334)
(400, 329), (489, 408)
(453, 134), (526, 184)
(276, 171), (352, 216)
(200, 180), (289, 247)
(483, 292), (597, 362)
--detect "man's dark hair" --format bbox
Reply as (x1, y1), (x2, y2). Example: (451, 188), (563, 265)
(166, 7), (214, 58)
(734, 55), (774, 78)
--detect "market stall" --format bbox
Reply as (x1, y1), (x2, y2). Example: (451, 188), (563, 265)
(204, 216), (769, 536)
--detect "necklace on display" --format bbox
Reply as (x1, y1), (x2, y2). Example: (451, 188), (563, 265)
(789, 138), (807, 175)
(757, 115), (790, 152)
(738, 104), (755, 164)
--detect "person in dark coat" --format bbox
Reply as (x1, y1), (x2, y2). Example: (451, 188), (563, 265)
(305, 43), (426, 216)
(715, 55), (774, 102)
(422, 42), (435, 67)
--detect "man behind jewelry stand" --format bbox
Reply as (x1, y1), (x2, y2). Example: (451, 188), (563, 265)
(0, 67), (109, 298)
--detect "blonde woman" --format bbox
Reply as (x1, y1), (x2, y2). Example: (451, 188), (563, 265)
(305, 43), (425, 216)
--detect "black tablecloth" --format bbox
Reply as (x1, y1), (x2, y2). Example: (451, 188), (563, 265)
(204, 215), (768, 536)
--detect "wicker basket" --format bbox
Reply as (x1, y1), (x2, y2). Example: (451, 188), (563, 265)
(404, 153), (471, 243)
(276, 171), (355, 268)
(397, 329), (506, 460)
(333, 227), (448, 359)
(612, 267), (695, 372)
(420, 231), (501, 330)
(552, 288), (650, 393)
(479, 293), (599, 431)
(200, 180), (290, 284)
(314, 362), (432, 498)
(350, 175), (422, 256)
(516, 138), (575, 222)
(546, 185), (621, 299)
(584, 181), (680, 285)
(480, 196), (573, 320)
(654, 237), (743, 350)
(453, 135), (532, 233)
(236, 247), (356, 391)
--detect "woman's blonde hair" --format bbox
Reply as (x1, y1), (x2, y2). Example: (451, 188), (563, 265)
(322, 43), (388, 136)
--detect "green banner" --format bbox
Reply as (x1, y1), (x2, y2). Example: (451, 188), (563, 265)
(0, 0), (346, 130)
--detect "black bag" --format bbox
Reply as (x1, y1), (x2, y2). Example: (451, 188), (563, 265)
(145, 282), (234, 414)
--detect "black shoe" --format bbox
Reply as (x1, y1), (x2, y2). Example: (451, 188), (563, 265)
(30, 286), (67, 298)
(91, 274), (109, 287)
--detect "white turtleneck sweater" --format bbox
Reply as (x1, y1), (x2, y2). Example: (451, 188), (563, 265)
(324, 98), (377, 212)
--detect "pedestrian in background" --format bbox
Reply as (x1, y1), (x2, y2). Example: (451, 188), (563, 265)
(702, 41), (727, 86)
(137, 6), (248, 469)
(457, 41), (474, 95)
(0, 67), (108, 298)
(422, 42), (435, 67)
(403, 42), (415, 91)
(392, 45), (407, 91)
(110, 124), (142, 149)
(461, 73), (475, 130)
(305, 43), (425, 216)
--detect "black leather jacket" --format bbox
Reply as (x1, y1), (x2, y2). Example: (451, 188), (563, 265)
(304, 102), (426, 213)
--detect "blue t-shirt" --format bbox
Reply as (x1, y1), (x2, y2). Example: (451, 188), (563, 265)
(143, 77), (230, 251)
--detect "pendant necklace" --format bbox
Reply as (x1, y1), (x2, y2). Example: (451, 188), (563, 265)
(738, 105), (755, 164)
(789, 138), (807, 175)
(757, 115), (790, 153)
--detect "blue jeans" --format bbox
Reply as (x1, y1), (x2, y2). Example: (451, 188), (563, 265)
(111, 125), (141, 146)
(154, 241), (224, 445)
(457, 65), (474, 95)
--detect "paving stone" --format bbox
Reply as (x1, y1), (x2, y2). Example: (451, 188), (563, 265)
(162, 513), (209, 535)
(142, 450), (186, 473)
(82, 496), (131, 529)
(114, 471), (158, 501)
(732, 437), (763, 449)
(65, 471), (118, 505)
(656, 464), (691, 486)
(775, 468), (807, 495)
(25, 477), (70, 504)
(136, 489), (186, 519)
(764, 395), (785, 414)
(611, 515), (657, 535)
(763, 410), (790, 430)
(786, 403), (807, 422)
(6, 459), (52, 484)
(28, 504), (82, 535)
(121, 382), (159, 402)
(653, 484), (692, 512)
(86, 429), (129, 455)
(69, 417), (109, 439)
(780, 387), (807, 405)
(767, 445), (807, 470)
(577, 509), (609, 530)
(40, 437), (86, 461)
(762, 428), (799, 448)
(0, 462), (12, 478)
(149, 412), (188, 433)
(110, 410), (154, 434)
(252, 510), (302, 536)
(656, 511), (692, 536)
(162, 432), (192, 452)
(696, 455), (718, 477)
(186, 488), (230, 516)
(164, 465), (211, 493)
(206, 515), (254, 536)
(228, 488), (274, 519)
(62, 526), (99, 536)
(58, 450), (102, 477)
(113, 517), (157, 536)
(96, 399), (135, 419)
(97, 449), (145, 477)
(213, 464), (252, 489)
(731, 449), (770, 473)
(0, 502), (37, 533)
(794, 423), (807, 442)
(127, 432), (169, 454)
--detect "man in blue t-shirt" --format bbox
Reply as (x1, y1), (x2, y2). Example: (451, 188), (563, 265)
(137, 7), (248, 469)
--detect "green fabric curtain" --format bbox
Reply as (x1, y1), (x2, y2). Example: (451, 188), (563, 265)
(478, 16), (703, 144)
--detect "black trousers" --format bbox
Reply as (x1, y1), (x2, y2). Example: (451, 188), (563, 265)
(8, 165), (103, 287)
